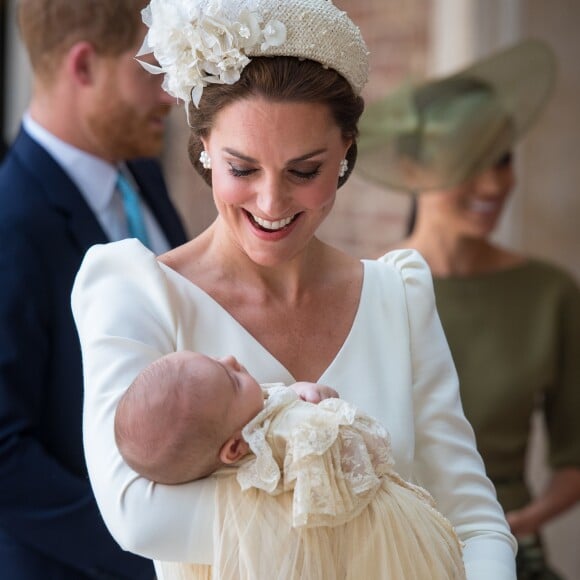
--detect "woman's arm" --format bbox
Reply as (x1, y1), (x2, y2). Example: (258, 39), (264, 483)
(72, 240), (215, 563)
(507, 467), (580, 535)
(384, 249), (517, 580)
(511, 271), (580, 535)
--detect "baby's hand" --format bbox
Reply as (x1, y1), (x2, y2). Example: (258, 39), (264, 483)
(290, 382), (339, 404)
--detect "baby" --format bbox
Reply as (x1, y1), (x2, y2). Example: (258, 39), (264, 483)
(115, 350), (338, 484)
(115, 350), (466, 580)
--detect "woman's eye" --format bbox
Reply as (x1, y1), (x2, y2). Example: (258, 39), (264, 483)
(228, 165), (256, 178)
(227, 165), (321, 180)
(290, 168), (321, 181)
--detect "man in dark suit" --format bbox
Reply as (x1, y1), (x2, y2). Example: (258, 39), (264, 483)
(0, 1), (188, 578)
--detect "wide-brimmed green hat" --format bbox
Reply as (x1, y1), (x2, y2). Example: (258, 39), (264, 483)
(356, 39), (557, 192)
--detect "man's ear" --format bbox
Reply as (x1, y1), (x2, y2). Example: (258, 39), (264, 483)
(66, 41), (99, 86)
(219, 433), (250, 465)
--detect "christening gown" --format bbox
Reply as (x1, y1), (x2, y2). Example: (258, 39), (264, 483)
(159, 385), (466, 580)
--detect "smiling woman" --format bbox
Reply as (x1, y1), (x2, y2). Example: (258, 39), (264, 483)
(381, 40), (580, 579)
(201, 97), (349, 264)
(71, 1), (518, 579)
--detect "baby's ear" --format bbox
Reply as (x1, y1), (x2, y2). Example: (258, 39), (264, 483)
(219, 433), (250, 464)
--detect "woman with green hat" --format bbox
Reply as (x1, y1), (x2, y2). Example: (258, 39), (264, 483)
(359, 39), (580, 580)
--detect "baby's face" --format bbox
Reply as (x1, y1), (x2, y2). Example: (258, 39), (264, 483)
(192, 354), (264, 431)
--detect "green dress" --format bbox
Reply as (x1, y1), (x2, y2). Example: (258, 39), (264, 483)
(433, 259), (580, 513)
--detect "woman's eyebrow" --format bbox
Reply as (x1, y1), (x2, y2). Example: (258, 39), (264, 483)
(288, 149), (327, 162)
(223, 147), (327, 164)
(223, 148), (256, 163)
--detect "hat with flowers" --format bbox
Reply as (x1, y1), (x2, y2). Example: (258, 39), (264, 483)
(137, 0), (369, 111)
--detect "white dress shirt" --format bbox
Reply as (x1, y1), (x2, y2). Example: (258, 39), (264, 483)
(23, 113), (171, 255)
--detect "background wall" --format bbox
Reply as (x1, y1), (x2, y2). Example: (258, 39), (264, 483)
(517, 2), (580, 578)
(3, 0), (30, 141)
(316, 0), (430, 257)
(520, 0), (580, 282)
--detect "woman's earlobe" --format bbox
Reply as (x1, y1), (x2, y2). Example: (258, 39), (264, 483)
(200, 137), (209, 152)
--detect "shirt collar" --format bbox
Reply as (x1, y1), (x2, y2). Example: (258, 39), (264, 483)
(23, 112), (119, 214)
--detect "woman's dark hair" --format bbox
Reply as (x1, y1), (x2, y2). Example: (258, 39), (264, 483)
(406, 194), (418, 236)
(187, 56), (365, 188)
(405, 151), (514, 236)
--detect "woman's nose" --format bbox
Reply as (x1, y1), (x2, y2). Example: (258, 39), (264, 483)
(474, 166), (511, 196)
(255, 174), (291, 217)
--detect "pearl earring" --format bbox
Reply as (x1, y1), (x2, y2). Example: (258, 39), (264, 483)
(338, 159), (348, 178)
(199, 150), (212, 170)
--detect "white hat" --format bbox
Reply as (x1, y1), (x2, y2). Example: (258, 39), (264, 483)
(138, 0), (370, 109)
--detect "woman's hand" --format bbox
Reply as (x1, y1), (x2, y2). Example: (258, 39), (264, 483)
(290, 382), (339, 403)
(507, 467), (580, 537)
(506, 506), (542, 537)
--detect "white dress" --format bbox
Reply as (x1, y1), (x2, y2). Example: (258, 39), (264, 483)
(71, 239), (517, 580)
(158, 385), (466, 580)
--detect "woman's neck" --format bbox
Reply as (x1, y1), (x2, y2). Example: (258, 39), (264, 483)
(396, 229), (523, 278)
(166, 221), (355, 303)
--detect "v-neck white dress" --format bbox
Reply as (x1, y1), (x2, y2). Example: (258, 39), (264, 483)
(72, 239), (517, 580)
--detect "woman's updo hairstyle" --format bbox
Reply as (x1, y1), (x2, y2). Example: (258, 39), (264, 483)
(187, 56), (364, 188)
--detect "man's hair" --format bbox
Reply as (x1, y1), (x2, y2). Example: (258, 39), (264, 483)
(115, 353), (231, 485)
(18, 0), (148, 81)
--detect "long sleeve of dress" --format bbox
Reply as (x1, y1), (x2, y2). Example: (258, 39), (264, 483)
(72, 241), (216, 564)
(382, 250), (517, 579)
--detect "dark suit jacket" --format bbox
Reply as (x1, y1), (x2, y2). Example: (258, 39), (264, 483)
(0, 129), (188, 579)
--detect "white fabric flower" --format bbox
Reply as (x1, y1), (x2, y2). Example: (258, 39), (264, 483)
(261, 20), (287, 51)
(233, 10), (263, 48)
(137, 0), (287, 110)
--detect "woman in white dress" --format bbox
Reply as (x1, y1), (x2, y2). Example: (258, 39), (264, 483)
(71, 0), (517, 578)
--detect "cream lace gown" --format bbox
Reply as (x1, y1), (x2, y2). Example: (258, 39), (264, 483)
(159, 386), (465, 580)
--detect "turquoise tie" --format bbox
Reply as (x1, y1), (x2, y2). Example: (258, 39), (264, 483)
(116, 171), (151, 248)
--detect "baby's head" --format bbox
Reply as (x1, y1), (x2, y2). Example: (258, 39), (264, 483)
(115, 351), (264, 484)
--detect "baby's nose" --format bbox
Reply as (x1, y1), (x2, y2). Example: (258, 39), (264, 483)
(219, 355), (241, 370)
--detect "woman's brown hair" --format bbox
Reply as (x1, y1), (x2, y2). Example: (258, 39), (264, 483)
(187, 56), (365, 188)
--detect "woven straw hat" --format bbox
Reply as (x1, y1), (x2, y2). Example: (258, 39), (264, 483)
(139, 0), (369, 110)
(242, 0), (369, 93)
(356, 39), (556, 192)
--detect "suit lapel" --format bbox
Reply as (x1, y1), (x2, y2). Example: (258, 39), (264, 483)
(12, 129), (187, 251)
(13, 131), (109, 252)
